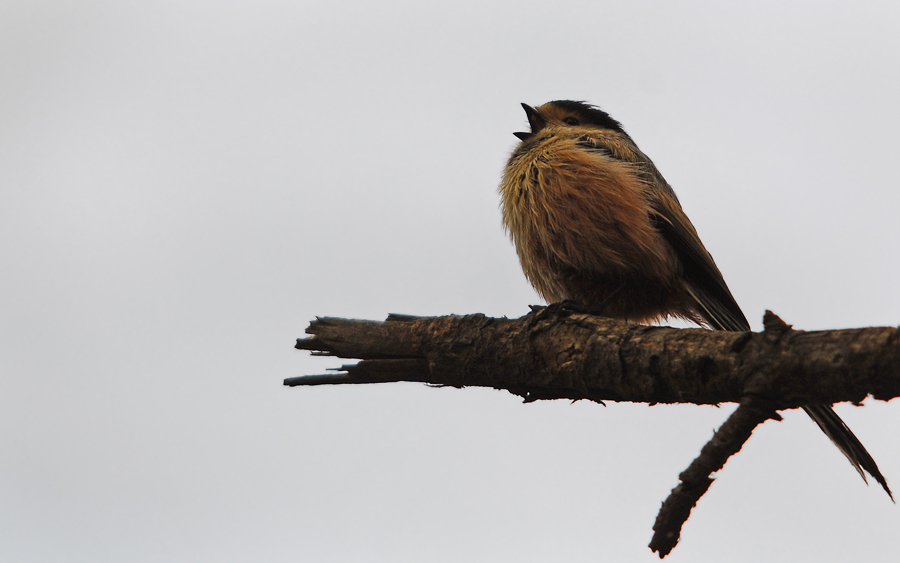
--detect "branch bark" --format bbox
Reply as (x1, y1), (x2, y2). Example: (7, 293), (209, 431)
(648, 396), (781, 556)
(288, 308), (900, 556)
(290, 308), (900, 405)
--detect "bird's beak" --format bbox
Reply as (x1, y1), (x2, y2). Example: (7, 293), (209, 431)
(513, 103), (546, 141)
(522, 103), (545, 131)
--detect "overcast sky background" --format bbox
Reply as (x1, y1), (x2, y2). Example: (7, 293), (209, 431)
(2, 1), (900, 561)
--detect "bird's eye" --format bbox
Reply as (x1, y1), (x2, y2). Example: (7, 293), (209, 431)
(563, 117), (580, 126)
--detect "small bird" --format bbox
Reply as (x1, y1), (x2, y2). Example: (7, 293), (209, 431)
(499, 100), (891, 499)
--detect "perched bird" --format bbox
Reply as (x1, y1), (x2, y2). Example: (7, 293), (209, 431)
(499, 100), (891, 499)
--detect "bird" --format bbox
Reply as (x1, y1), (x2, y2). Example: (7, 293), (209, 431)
(499, 99), (892, 499)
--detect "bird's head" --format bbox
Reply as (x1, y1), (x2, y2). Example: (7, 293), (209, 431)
(514, 100), (627, 141)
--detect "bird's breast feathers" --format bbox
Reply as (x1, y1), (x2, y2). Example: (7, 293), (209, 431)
(500, 129), (675, 277)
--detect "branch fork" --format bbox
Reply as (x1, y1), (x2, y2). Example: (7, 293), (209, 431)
(289, 309), (900, 556)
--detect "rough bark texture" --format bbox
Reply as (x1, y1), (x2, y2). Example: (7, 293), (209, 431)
(288, 308), (900, 557)
(648, 396), (782, 557)
(290, 308), (900, 406)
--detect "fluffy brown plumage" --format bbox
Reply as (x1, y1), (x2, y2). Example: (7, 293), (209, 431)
(500, 100), (891, 499)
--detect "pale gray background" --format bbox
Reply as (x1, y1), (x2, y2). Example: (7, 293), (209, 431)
(2, 1), (899, 561)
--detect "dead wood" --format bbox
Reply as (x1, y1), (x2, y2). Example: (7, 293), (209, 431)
(288, 308), (900, 556)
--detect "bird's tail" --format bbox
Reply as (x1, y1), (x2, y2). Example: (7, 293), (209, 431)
(802, 404), (893, 501)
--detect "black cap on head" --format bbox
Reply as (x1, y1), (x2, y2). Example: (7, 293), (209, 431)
(547, 100), (627, 135)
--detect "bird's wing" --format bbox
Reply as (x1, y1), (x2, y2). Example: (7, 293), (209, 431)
(649, 197), (750, 331)
(576, 131), (749, 331)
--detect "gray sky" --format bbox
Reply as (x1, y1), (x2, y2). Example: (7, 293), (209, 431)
(2, 1), (899, 561)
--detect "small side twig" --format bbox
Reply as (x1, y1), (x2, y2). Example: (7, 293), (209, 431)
(649, 396), (782, 557)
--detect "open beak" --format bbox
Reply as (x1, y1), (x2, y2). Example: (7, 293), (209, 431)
(513, 103), (546, 141)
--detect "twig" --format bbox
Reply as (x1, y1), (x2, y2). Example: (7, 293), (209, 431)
(649, 396), (782, 557)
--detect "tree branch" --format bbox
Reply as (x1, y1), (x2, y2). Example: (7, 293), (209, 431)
(288, 308), (900, 556)
(289, 308), (900, 405)
(648, 396), (782, 557)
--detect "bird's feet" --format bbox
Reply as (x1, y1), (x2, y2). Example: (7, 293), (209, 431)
(531, 287), (624, 319)
(530, 299), (604, 320)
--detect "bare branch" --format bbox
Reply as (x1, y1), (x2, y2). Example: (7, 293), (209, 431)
(649, 396), (782, 557)
(288, 308), (900, 557)
(289, 308), (900, 406)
